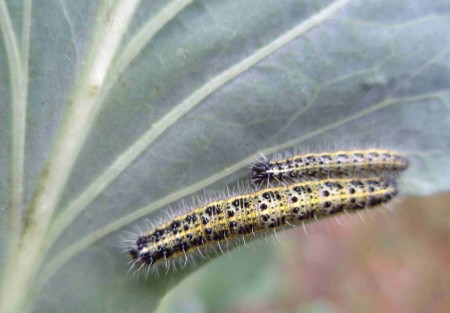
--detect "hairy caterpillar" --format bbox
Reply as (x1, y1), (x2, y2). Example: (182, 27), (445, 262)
(127, 177), (397, 272)
(251, 149), (408, 185)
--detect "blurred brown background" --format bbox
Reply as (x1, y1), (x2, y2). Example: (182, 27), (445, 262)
(159, 192), (450, 313)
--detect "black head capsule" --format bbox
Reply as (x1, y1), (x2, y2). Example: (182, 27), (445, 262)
(129, 248), (139, 261)
(251, 162), (272, 184)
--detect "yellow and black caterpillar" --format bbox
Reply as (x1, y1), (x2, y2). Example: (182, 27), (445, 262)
(128, 177), (398, 268)
(251, 149), (408, 185)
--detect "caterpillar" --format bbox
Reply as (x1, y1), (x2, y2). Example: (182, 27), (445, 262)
(127, 177), (397, 272)
(251, 149), (408, 185)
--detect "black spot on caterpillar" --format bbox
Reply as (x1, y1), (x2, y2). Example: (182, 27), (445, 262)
(126, 177), (397, 274)
(251, 149), (408, 185)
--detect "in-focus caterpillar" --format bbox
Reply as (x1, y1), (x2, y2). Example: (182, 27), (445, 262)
(251, 149), (408, 185)
(127, 177), (398, 272)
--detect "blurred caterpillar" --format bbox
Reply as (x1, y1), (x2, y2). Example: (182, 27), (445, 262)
(126, 177), (398, 273)
(251, 149), (408, 185)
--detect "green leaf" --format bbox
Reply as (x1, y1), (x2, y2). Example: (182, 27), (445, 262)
(0, 0), (449, 312)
